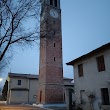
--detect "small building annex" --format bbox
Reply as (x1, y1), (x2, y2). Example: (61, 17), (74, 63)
(67, 43), (110, 110)
(2, 73), (74, 104)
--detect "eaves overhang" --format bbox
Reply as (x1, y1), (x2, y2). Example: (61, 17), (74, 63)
(66, 42), (110, 66)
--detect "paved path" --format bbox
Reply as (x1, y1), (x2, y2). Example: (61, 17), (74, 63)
(0, 105), (47, 110)
(0, 105), (67, 110)
(45, 107), (67, 110)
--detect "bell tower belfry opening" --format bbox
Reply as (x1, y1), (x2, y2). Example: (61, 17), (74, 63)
(37, 0), (64, 106)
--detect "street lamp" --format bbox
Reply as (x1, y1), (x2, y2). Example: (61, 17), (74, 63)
(0, 77), (3, 81)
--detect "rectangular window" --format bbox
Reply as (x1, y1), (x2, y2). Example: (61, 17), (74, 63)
(50, 0), (53, 6)
(101, 88), (109, 105)
(78, 64), (83, 77)
(54, 57), (55, 61)
(97, 55), (105, 72)
(50, 0), (57, 7)
(54, 0), (57, 7)
(40, 90), (42, 103)
(18, 80), (21, 85)
(54, 43), (55, 47)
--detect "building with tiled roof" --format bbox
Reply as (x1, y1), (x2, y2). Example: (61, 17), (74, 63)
(2, 73), (74, 104)
(67, 43), (110, 110)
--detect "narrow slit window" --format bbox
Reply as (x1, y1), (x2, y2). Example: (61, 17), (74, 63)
(54, 57), (55, 61)
(54, 43), (55, 47)
(40, 90), (42, 103)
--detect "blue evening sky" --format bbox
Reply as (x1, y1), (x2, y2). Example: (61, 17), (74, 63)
(1, 0), (110, 86)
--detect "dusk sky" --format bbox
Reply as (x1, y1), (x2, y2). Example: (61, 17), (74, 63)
(1, 0), (110, 87)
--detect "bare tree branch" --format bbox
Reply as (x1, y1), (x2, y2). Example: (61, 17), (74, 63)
(0, 0), (59, 72)
(0, 0), (41, 71)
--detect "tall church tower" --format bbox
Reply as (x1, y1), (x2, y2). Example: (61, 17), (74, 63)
(37, 0), (63, 104)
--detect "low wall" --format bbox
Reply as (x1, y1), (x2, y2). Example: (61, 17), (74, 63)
(0, 101), (6, 105)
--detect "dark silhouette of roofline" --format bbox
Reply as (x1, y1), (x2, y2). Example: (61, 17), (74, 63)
(66, 42), (110, 65)
(8, 73), (73, 81)
(8, 73), (39, 79)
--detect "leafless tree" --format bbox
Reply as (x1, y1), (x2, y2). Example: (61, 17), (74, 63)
(85, 91), (96, 110)
(0, 57), (7, 73)
(0, 0), (41, 71)
(0, 0), (60, 73)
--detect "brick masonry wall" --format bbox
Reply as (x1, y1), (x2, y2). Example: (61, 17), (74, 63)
(37, 4), (64, 104)
(37, 84), (64, 104)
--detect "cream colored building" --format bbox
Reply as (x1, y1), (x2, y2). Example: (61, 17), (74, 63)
(67, 43), (110, 110)
(6, 73), (38, 104)
(3, 73), (74, 104)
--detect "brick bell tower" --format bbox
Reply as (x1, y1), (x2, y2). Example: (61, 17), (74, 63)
(37, 0), (64, 105)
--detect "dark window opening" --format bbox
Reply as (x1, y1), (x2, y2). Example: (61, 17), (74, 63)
(101, 88), (109, 105)
(78, 64), (83, 77)
(50, 0), (53, 6)
(54, 43), (55, 47)
(40, 90), (42, 103)
(53, 31), (55, 35)
(97, 55), (105, 72)
(54, 0), (57, 7)
(54, 57), (55, 61)
(50, 0), (57, 7)
(64, 93), (65, 101)
(18, 80), (21, 85)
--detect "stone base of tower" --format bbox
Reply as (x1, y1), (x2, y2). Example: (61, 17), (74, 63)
(36, 84), (66, 109)
(37, 84), (64, 104)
